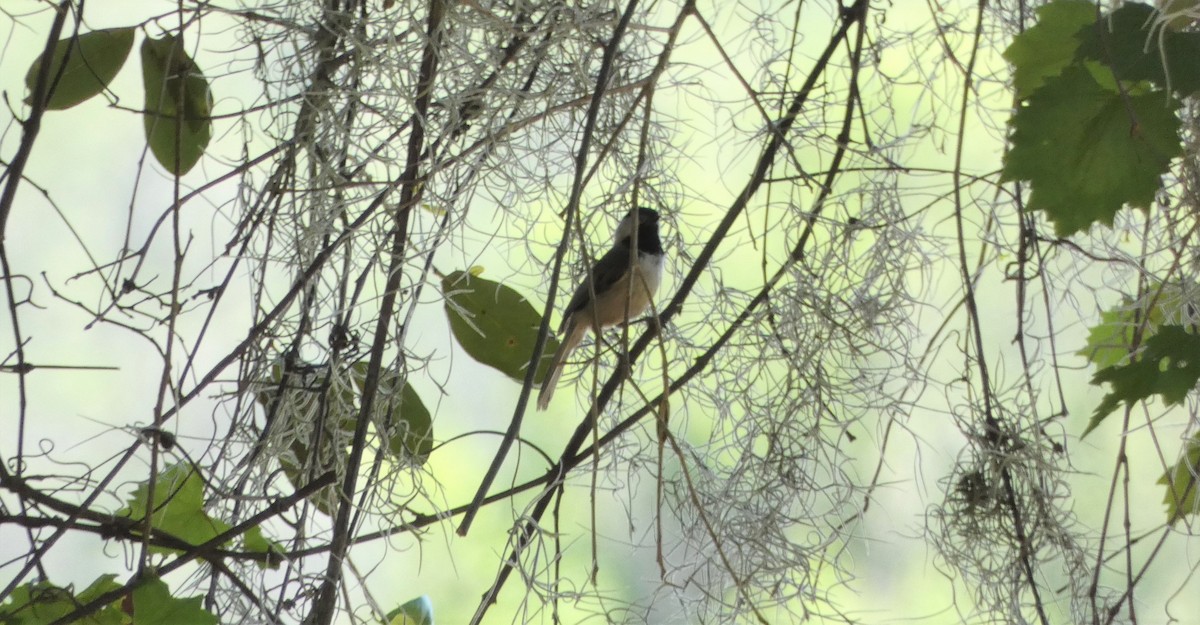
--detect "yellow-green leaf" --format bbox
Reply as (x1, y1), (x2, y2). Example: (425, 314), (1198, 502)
(1159, 432), (1200, 524)
(1087, 325), (1200, 436)
(116, 463), (231, 554)
(1079, 282), (1200, 369)
(130, 575), (217, 625)
(441, 270), (557, 384)
(25, 27), (134, 110)
(243, 526), (286, 570)
(0, 575), (124, 625)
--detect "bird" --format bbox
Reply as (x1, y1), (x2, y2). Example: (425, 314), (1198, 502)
(537, 207), (665, 410)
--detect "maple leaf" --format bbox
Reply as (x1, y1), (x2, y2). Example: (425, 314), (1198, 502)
(1003, 64), (1181, 235)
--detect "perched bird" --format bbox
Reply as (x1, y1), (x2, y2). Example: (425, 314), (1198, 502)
(537, 207), (665, 410)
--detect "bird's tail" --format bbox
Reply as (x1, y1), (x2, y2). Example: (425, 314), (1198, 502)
(537, 321), (585, 410)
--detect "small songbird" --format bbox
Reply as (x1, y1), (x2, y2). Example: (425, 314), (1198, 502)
(537, 207), (665, 410)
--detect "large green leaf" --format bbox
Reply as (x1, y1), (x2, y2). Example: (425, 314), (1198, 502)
(25, 27), (135, 110)
(116, 463), (231, 553)
(129, 575), (217, 625)
(1087, 325), (1200, 435)
(442, 269), (557, 384)
(1003, 0), (1095, 99)
(1075, 2), (1200, 97)
(141, 35), (212, 175)
(0, 576), (123, 625)
(1159, 432), (1200, 524)
(1002, 64), (1181, 235)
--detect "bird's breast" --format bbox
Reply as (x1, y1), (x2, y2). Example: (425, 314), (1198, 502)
(636, 251), (663, 297)
(622, 252), (662, 318)
(589, 251), (662, 329)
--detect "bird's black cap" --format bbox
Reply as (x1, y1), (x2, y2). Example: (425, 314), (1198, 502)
(633, 206), (660, 222)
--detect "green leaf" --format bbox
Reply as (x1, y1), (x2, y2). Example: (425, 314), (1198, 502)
(385, 596), (434, 625)
(353, 364), (434, 464)
(1076, 2), (1200, 97)
(25, 27), (135, 110)
(442, 270), (557, 384)
(381, 377), (433, 463)
(116, 463), (231, 553)
(130, 575), (217, 625)
(141, 35), (212, 175)
(1076, 282), (1197, 369)
(1158, 0), (1200, 31)
(1003, 0), (1096, 99)
(1002, 64), (1182, 236)
(74, 576), (125, 623)
(1087, 325), (1200, 435)
(1159, 432), (1200, 524)
(0, 576), (123, 625)
(243, 526), (286, 570)
(1079, 299), (1144, 370)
